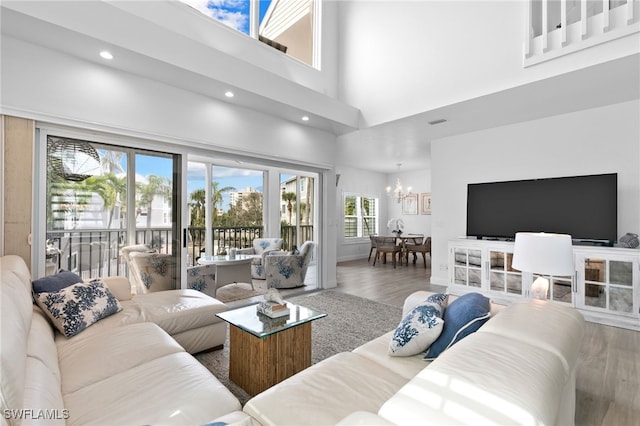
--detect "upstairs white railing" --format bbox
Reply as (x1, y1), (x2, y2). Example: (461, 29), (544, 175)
(525, 0), (639, 66)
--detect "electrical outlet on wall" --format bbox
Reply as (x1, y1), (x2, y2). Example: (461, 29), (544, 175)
(439, 264), (448, 271)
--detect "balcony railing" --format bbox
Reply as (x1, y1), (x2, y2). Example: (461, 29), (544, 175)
(525, 0), (639, 66)
(45, 225), (315, 276)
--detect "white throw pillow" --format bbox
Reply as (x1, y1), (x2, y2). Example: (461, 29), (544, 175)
(388, 293), (448, 357)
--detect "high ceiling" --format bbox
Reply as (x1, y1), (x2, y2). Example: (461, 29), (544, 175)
(2, 2), (638, 174)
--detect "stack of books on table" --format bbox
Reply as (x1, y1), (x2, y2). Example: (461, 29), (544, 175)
(256, 301), (290, 318)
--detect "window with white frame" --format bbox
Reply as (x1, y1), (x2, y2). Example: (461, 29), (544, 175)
(179, 0), (318, 68)
(344, 194), (378, 239)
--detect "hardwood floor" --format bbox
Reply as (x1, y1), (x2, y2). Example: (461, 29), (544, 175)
(334, 258), (640, 426)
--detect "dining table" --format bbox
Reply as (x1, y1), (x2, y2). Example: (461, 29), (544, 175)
(374, 234), (424, 266)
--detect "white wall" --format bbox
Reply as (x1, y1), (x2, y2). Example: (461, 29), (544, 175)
(0, 36), (340, 288)
(338, 0), (639, 127)
(386, 169), (432, 237)
(430, 100), (640, 285)
(1, 37), (336, 166)
(335, 166), (432, 261)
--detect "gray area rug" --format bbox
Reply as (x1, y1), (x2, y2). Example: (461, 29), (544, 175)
(195, 290), (402, 406)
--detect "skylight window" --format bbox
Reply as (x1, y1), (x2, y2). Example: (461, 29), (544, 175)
(180, 0), (317, 68)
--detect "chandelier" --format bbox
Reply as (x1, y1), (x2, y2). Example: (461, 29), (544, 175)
(385, 164), (411, 203)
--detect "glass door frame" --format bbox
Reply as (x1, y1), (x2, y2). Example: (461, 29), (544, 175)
(34, 125), (185, 288)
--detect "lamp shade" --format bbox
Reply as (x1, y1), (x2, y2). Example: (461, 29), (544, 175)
(512, 232), (574, 276)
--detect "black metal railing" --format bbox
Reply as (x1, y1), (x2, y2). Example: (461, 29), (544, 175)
(46, 225), (316, 274)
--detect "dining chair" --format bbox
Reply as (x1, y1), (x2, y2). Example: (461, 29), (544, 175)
(373, 236), (402, 268)
(368, 235), (378, 262)
(406, 237), (432, 268)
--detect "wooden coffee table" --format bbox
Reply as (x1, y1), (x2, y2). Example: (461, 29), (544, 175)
(216, 302), (326, 396)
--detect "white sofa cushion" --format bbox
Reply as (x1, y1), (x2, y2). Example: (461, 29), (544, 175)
(63, 352), (241, 426)
(477, 299), (585, 376)
(57, 322), (184, 394)
(50, 288), (228, 353)
(380, 331), (569, 425)
(243, 352), (410, 426)
(353, 331), (430, 381)
(1, 255), (39, 421)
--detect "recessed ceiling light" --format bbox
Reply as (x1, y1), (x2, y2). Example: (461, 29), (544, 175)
(301, 116), (310, 121)
(225, 91), (234, 98)
(99, 50), (113, 60)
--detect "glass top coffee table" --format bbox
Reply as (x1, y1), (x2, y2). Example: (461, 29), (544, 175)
(217, 301), (326, 395)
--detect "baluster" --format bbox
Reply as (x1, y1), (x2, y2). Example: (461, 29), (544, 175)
(524, 0), (533, 57)
(561, 0), (568, 45)
(581, 0), (588, 39)
(542, 0), (549, 52)
(602, 0), (610, 31)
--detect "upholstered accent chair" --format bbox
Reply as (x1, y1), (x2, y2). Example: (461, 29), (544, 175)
(128, 251), (177, 293)
(406, 236), (432, 268)
(265, 241), (315, 289)
(121, 244), (216, 295)
(372, 237), (402, 268)
(368, 235), (378, 262)
(236, 238), (284, 279)
(186, 263), (217, 297)
(121, 244), (157, 292)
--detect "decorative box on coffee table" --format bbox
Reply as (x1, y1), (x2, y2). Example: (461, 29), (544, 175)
(216, 302), (326, 396)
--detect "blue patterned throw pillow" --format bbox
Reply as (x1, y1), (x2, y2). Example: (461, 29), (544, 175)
(35, 279), (122, 337)
(424, 292), (491, 360)
(389, 293), (448, 357)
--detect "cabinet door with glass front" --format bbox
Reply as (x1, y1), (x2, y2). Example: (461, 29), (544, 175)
(451, 247), (482, 288)
(576, 253), (639, 319)
(488, 250), (523, 297)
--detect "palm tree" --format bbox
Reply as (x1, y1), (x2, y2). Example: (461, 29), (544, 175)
(189, 188), (206, 228)
(211, 182), (235, 225)
(136, 175), (171, 229)
(83, 174), (126, 228)
(282, 191), (296, 225)
(100, 150), (125, 174)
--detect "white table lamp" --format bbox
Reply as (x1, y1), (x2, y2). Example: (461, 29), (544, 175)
(512, 232), (574, 300)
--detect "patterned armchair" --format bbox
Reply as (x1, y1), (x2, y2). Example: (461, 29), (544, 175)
(122, 244), (216, 296)
(265, 241), (315, 289)
(128, 251), (176, 293)
(236, 238), (284, 279)
(186, 263), (217, 298)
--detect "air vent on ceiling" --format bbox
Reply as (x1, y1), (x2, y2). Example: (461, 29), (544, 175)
(428, 119), (447, 125)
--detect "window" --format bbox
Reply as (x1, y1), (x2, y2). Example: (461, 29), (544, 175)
(344, 194), (378, 239)
(180, 0), (318, 67)
(43, 135), (181, 282)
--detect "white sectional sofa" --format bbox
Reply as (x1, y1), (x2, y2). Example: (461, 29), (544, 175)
(0, 255), (251, 426)
(243, 291), (586, 426)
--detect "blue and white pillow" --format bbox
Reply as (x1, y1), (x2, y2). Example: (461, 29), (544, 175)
(389, 293), (448, 357)
(35, 279), (122, 337)
(424, 292), (491, 360)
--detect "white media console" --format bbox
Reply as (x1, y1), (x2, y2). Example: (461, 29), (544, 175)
(448, 238), (640, 330)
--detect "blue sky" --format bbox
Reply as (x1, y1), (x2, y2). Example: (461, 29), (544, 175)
(180, 0), (273, 34)
(102, 152), (280, 211)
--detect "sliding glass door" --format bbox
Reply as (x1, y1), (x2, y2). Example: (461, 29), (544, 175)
(43, 135), (182, 290)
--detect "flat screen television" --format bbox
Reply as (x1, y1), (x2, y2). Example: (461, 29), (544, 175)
(466, 173), (617, 245)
